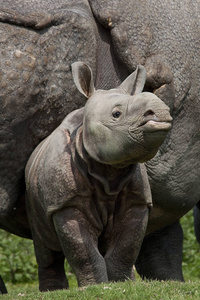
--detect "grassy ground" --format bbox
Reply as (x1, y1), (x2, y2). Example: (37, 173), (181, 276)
(2, 279), (200, 300)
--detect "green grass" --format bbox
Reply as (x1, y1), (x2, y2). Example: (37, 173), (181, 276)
(2, 280), (200, 300)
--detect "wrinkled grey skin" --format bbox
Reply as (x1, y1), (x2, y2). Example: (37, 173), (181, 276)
(25, 62), (171, 291)
(0, 0), (98, 238)
(0, 0), (200, 287)
(88, 0), (200, 281)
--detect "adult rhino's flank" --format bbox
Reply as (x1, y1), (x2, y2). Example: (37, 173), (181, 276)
(25, 62), (171, 291)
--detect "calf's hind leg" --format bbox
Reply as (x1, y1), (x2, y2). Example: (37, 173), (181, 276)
(32, 236), (69, 292)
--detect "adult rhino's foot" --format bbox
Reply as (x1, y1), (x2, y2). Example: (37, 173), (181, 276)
(0, 275), (7, 294)
(193, 201), (200, 244)
(135, 221), (184, 281)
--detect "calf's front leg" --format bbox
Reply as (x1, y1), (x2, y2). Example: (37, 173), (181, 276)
(53, 207), (108, 286)
(104, 205), (149, 282)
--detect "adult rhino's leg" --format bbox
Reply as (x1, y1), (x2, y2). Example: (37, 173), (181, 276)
(0, 194), (31, 238)
(193, 201), (200, 244)
(104, 205), (149, 282)
(53, 207), (108, 286)
(135, 221), (184, 281)
(0, 275), (7, 294)
(32, 234), (68, 292)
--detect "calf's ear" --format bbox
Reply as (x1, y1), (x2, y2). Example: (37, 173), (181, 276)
(71, 62), (95, 98)
(118, 65), (146, 95)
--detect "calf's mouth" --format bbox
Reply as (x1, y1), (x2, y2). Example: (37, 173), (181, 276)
(138, 109), (172, 133)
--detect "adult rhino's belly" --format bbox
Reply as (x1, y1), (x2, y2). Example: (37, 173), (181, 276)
(145, 118), (200, 234)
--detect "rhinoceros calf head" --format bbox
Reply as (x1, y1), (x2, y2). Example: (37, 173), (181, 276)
(72, 62), (172, 167)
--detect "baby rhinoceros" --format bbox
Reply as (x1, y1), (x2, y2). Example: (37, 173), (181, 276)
(25, 62), (172, 291)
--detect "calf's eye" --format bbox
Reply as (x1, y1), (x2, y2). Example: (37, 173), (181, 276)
(112, 111), (121, 118)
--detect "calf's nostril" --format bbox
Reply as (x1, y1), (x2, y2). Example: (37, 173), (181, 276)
(144, 110), (155, 117)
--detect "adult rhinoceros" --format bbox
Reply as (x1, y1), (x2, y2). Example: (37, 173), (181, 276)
(0, 0), (199, 286)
